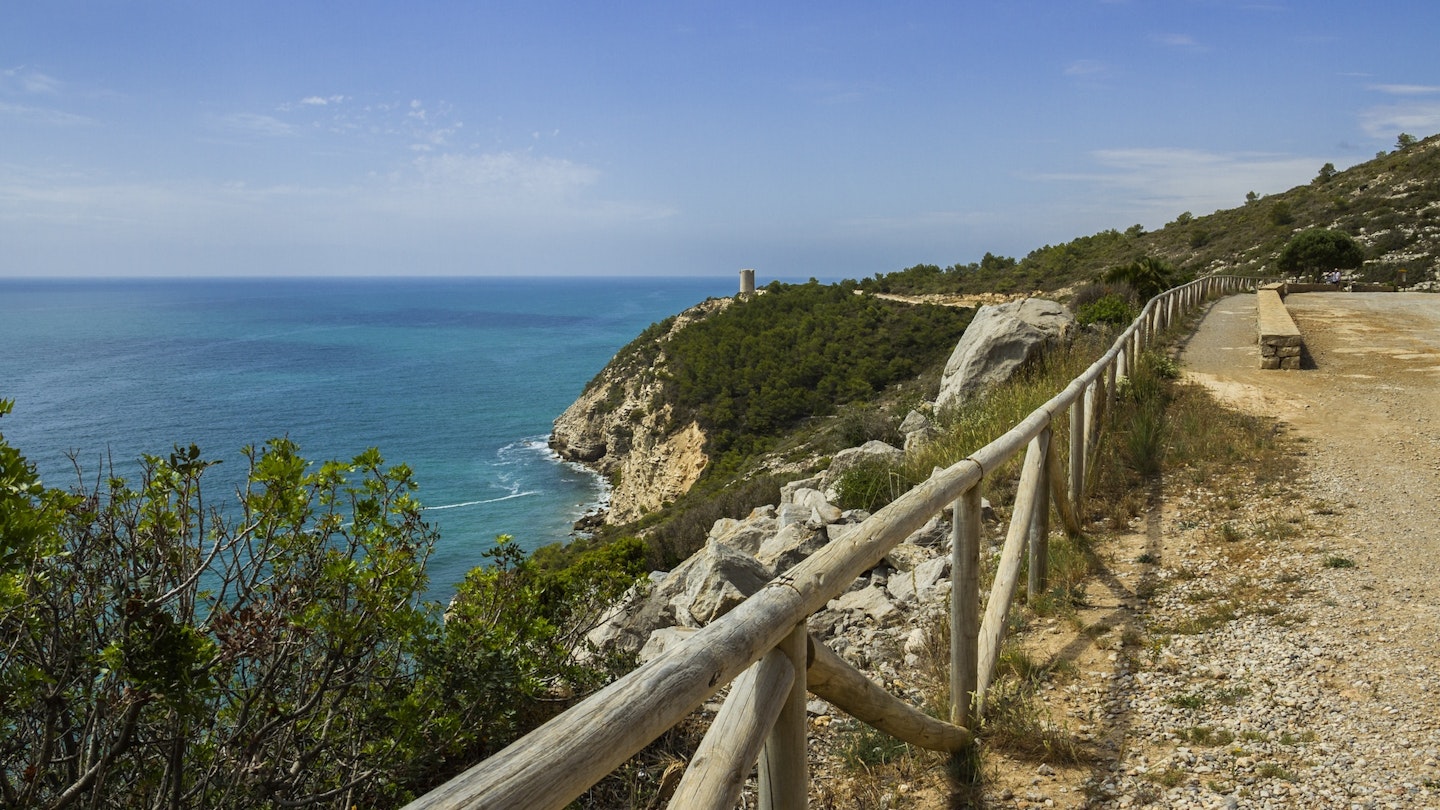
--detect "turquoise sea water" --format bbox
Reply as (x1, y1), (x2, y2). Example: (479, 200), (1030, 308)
(0, 276), (732, 602)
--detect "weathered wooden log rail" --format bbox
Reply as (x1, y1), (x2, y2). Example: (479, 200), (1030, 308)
(405, 275), (1258, 810)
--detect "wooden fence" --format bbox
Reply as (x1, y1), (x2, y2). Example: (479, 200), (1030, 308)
(405, 275), (1257, 810)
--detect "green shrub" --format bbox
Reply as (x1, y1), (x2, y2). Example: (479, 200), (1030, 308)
(0, 412), (645, 807)
(832, 457), (914, 512)
(661, 280), (970, 461)
(832, 401), (905, 449)
(410, 535), (644, 778)
(1076, 293), (1138, 326)
(0, 431), (442, 807)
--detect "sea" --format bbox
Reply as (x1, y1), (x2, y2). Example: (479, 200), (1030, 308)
(0, 276), (738, 604)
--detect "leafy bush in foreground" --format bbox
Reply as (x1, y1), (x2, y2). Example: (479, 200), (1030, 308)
(0, 402), (637, 808)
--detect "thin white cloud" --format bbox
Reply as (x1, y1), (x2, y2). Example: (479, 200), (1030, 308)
(0, 67), (86, 125)
(218, 112), (296, 137)
(835, 209), (1007, 238)
(1064, 59), (1108, 77)
(0, 100), (91, 126)
(0, 165), (235, 233)
(1153, 33), (1206, 52)
(1040, 147), (1322, 225)
(411, 151), (599, 201)
(1, 66), (63, 95)
(1369, 84), (1440, 96)
(1359, 101), (1440, 139)
(0, 144), (673, 270)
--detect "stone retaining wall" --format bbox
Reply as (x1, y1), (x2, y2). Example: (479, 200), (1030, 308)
(1257, 284), (1303, 369)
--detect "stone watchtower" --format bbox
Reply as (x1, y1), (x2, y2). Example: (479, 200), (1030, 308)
(739, 268), (756, 297)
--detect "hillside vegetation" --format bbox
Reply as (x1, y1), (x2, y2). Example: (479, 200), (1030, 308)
(562, 279), (969, 567)
(862, 131), (1440, 296)
(569, 131), (1440, 572)
(658, 280), (970, 469)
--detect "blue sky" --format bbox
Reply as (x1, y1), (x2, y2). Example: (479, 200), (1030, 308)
(3, 1), (1438, 279)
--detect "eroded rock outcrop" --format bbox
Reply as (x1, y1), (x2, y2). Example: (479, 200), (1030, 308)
(550, 298), (730, 524)
(569, 290), (1070, 678)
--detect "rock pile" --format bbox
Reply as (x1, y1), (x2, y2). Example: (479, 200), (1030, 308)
(585, 461), (998, 669)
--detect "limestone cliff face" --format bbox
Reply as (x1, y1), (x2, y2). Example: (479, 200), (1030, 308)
(550, 297), (730, 524)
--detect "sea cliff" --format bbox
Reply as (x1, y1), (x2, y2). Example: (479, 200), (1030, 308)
(550, 296), (731, 524)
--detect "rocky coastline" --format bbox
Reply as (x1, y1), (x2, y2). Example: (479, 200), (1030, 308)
(549, 297), (730, 526)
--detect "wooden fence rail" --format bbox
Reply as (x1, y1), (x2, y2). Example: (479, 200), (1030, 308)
(404, 275), (1258, 810)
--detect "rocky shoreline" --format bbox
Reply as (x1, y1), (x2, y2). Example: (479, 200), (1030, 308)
(550, 297), (729, 525)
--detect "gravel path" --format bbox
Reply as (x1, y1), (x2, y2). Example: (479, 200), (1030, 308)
(1160, 292), (1440, 809)
(987, 292), (1440, 809)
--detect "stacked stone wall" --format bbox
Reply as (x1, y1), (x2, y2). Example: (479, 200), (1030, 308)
(1257, 284), (1303, 370)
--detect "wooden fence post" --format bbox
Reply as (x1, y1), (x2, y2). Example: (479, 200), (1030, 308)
(1046, 437), (1082, 538)
(670, 650), (794, 810)
(1084, 380), (1100, 461)
(976, 436), (1048, 710)
(951, 487), (981, 728)
(759, 624), (808, 810)
(1027, 428), (1052, 605)
(1068, 396), (1085, 511)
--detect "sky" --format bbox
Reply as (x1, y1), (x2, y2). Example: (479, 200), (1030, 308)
(3, 1), (1439, 280)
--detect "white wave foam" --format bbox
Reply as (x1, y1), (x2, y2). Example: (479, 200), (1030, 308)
(491, 433), (614, 517)
(424, 490), (538, 510)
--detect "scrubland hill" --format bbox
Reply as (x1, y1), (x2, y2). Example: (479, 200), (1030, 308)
(861, 132), (1440, 297)
(552, 132), (1440, 576)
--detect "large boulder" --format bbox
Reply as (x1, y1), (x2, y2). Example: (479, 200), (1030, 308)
(757, 523), (830, 575)
(788, 487), (843, 525)
(935, 298), (1075, 412)
(899, 409), (938, 452)
(610, 540), (772, 652)
(707, 505), (778, 556)
(886, 555), (950, 606)
(820, 440), (905, 497)
(637, 626), (699, 664)
(827, 585), (901, 626)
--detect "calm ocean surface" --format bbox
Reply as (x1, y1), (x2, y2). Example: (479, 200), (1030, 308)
(0, 276), (734, 603)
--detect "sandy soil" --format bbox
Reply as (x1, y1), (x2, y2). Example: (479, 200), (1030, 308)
(966, 291), (1440, 808)
(1183, 292), (1440, 602)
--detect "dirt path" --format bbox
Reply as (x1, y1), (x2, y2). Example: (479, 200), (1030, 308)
(1184, 292), (1440, 616)
(975, 292), (1440, 809)
(1163, 291), (1440, 807)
